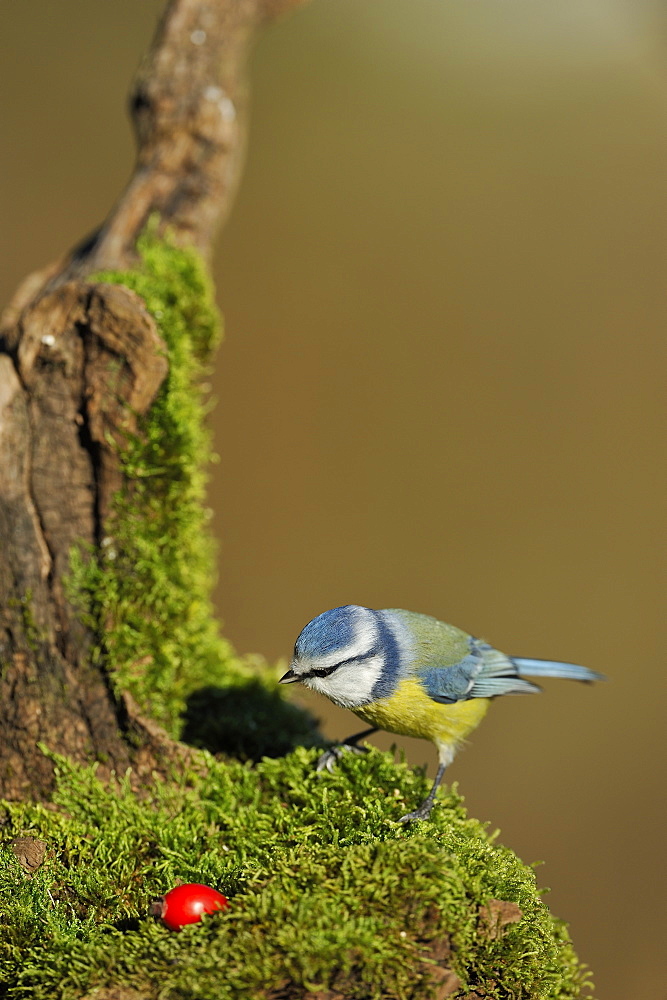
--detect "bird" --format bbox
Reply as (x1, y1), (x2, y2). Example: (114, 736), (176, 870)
(280, 605), (604, 823)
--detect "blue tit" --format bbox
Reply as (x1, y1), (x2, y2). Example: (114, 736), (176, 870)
(280, 605), (604, 823)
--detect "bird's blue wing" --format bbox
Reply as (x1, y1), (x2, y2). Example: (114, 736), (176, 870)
(385, 610), (599, 704)
(385, 610), (542, 703)
(420, 643), (541, 703)
(419, 648), (485, 703)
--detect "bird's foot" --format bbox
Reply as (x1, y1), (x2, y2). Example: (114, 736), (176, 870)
(398, 800), (436, 824)
(397, 761), (446, 823)
(316, 742), (370, 774)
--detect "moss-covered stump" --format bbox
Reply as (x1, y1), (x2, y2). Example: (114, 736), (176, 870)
(0, 747), (592, 1000)
(0, 238), (593, 998)
(66, 234), (319, 764)
(67, 233), (259, 737)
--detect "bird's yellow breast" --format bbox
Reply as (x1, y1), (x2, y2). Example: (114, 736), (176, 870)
(352, 676), (490, 753)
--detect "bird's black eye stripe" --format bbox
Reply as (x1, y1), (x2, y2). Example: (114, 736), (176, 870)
(298, 663), (341, 680)
(297, 645), (381, 681)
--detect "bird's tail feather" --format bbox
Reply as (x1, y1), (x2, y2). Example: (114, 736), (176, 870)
(513, 657), (604, 683)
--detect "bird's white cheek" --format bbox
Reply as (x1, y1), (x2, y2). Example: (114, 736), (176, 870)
(304, 655), (385, 709)
(302, 675), (334, 699)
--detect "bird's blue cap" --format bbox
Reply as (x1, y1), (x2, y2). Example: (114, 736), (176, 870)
(294, 605), (361, 659)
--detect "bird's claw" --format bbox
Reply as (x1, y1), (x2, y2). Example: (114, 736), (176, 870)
(316, 742), (370, 773)
(397, 802), (435, 824)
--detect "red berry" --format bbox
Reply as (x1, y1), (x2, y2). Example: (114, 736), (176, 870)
(150, 883), (229, 931)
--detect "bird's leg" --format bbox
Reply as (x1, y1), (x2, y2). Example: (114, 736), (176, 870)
(316, 727), (379, 773)
(398, 762), (447, 823)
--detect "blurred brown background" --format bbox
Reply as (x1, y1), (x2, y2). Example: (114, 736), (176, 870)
(1, 2), (664, 997)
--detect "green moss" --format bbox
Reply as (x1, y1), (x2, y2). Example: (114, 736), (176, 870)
(67, 233), (316, 755)
(0, 747), (593, 1000)
(54, 233), (593, 999)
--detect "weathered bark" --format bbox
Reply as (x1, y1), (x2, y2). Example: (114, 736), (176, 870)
(0, 282), (171, 798)
(0, 0), (309, 800)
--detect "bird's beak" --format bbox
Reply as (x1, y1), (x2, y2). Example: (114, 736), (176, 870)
(279, 666), (298, 684)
